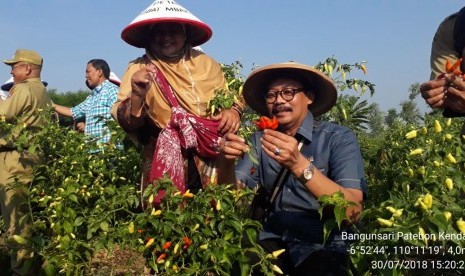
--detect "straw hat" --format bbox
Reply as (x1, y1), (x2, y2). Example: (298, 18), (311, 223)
(1, 77), (48, 92)
(121, 0), (212, 48)
(109, 72), (121, 86)
(242, 62), (337, 117)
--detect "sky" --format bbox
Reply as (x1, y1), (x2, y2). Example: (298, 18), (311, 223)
(0, 1), (463, 113)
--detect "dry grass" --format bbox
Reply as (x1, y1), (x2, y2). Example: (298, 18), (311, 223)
(87, 246), (148, 276)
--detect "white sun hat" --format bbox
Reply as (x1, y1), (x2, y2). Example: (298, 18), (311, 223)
(121, 0), (212, 48)
(0, 91), (8, 100)
(109, 72), (121, 86)
(192, 46), (204, 52)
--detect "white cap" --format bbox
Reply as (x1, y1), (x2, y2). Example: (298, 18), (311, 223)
(192, 46), (204, 52)
(0, 90), (8, 100)
(109, 72), (121, 86)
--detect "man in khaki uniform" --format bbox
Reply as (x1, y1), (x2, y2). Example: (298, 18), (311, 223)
(0, 49), (52, 275)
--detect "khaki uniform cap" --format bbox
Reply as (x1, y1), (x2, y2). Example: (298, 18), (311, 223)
(3, 49), (43, 66)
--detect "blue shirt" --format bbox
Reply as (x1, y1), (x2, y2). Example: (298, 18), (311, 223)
(236, 112), (367, 266)
(71, 80), (119, 144)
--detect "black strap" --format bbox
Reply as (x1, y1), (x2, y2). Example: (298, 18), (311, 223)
(262, 138), (305, 219)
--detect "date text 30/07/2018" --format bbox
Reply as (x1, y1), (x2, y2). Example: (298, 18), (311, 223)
(371, 260), (465, 270)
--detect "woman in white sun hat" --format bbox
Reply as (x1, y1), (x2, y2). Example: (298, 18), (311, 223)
(111, 0), (243, 206)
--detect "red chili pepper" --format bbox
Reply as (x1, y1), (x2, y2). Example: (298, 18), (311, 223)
(182, 236), (192, 247)
(438, 58), (463, 80)
(250, 167), (256, 175)
(157, 253), (167, 263)
(254, 116), (278, 130)
(162, 241), (171, 250)
(446, 60), (452, 73)
(209, 199), (217, 210)
(447, 58), (462, 73)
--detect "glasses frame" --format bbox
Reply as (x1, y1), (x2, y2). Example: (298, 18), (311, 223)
(11, 63), (29, 70)
(264, 88), (304, 104)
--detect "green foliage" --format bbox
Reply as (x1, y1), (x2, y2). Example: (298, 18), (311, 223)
(48, 89), (90, 107)
(134, 179), (276, 275)
(214, 61), (260, 142)
(0, 109), (280, 274)
(12, 110), (142, 273)
(48, 89), (90, 126)
(208, 61), (245, 116)
(318, 191), (356, 244)
(315, 57), (377, 137)
(1, 110), (140, 272)
(330, 95), (372, 133)
(315, 57), (375, 96)
(11, 56), (460, 275)
(356, 115), (465, 274)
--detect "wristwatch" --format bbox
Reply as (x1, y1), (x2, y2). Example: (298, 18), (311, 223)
(300, 157), (315, 182)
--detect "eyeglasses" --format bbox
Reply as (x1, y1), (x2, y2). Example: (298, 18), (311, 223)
(264, 88), (304, 104)
(11, 63), (28, 70)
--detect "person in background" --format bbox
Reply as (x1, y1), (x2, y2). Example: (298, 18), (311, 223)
(0, 77), (48, 101)
(0, 49), (52, 275)
(421, 6), (465, 116)
(0, 78), (11, 101)
(217, 62), (366, 275)
(75, 71), (121, 133)
(111, 0), (242, 206)
(52, 59), (119, 144)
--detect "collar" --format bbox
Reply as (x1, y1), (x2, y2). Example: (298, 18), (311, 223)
(21, 77), (41, 83)
(92, 79), (110, 94)
(295, 112), (314, 143)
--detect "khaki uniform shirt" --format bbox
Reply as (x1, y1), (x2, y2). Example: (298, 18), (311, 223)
(0, 77), (52, 184)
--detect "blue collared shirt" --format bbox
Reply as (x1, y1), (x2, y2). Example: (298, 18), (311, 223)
(236, 112), (367, 266)
(71, 80), (119, 144)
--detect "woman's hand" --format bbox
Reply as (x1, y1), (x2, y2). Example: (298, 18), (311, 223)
(130, 64), (156, 116)
(219, 133), (248, 161)
(211, 108), (241, 134)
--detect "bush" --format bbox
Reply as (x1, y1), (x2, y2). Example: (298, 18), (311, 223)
(0, 111), (278, 275)
(355, 115), (465, 275)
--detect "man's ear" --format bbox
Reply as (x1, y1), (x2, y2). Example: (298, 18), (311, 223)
(306, 90), (315, 105)
(25, 64), (33, 75)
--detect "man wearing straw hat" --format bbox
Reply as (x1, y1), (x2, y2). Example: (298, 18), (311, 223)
(52, 59), (119, 144)
(112, 0), (243, 205)
(217, 62), (366, 275)
(0, 49), (52, 274)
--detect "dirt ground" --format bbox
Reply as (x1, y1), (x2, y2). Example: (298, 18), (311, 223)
(88, 246), (148, 275)
(0, 245), (148, 275)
